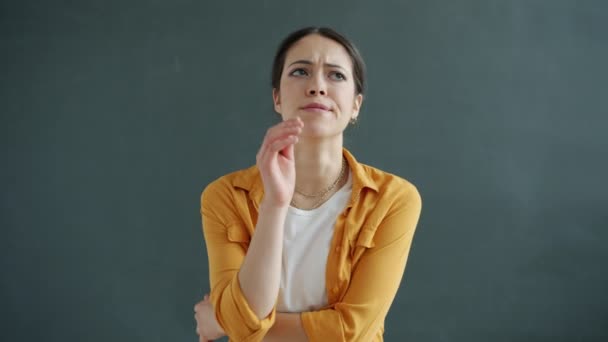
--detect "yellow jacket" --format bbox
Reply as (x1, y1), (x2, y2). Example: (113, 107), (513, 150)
(200, 148), (422, 341)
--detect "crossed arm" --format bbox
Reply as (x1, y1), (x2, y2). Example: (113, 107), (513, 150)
(199, 180), (421, 341)
(194, 300), (306, 342)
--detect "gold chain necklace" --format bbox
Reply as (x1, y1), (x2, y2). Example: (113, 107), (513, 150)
(290, 157), (347, 209)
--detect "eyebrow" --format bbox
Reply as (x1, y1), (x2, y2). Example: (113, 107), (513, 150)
(287, 60), (347, 72)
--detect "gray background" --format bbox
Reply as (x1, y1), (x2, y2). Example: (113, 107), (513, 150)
(1, 0), (607, 341)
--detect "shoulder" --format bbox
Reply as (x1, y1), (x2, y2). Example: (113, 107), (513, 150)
(358, 162), (421, 208)
(353, 164), (422, 244)
(200, 165), (259, 206)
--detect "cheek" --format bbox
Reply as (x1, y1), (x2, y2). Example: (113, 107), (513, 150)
(335, 90), (355, 110)
(279, 82), (302, 104)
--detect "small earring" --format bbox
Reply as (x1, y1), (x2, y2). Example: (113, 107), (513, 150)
(350, 117), (358, 124)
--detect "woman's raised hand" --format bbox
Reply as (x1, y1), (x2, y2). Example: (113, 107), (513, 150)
(256, 117), (303, 207)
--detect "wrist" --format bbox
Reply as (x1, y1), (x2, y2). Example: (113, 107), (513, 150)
(214, 318), (225, 336)
(260, 198), (290, 213)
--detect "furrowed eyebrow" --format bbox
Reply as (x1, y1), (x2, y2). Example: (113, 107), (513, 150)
(287, 60), (347, 72)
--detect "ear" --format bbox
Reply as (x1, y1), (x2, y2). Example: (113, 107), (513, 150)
(351, 93), (363, 121)
(272, 88), (281, 114)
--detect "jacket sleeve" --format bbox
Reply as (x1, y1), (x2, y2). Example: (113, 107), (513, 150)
(200, 180), (277, 342)
(301, 185), (422, 341)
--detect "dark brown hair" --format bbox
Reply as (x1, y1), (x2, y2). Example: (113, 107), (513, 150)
(271, 27), (366, 95)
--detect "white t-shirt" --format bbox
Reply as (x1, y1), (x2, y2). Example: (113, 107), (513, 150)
(276, 170), (353, 313)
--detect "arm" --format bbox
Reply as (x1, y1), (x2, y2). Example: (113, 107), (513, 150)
(196, 297), (308, 342)
(204, 186), (421, 341)
(238, 200), (287, 319)
(201, 183), (287, 341)
(262, 313), (308, 342)
(258, 186), (421, 342)
(237, 117), (300, 319)
(299, 187), (422, 341)
(201, 119), (302, 341)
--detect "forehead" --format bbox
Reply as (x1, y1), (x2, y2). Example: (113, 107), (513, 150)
(284, 34), (352, 70)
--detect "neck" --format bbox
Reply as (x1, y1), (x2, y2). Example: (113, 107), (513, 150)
(293, 135), (344, 195)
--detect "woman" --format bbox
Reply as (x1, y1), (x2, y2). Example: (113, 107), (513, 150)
(194, 27), (422, 342)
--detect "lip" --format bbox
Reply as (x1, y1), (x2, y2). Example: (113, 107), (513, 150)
(301, 102), (331, 111)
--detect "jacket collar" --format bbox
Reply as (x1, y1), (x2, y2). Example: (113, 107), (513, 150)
(232, 147), (378, 209)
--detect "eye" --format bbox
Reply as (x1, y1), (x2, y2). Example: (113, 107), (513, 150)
(289, 68), (309, 77)
(329, 71), (346, 81)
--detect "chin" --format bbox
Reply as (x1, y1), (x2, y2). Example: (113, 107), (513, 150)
(303, 125), (339, 137)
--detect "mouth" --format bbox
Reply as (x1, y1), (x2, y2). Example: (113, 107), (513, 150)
(301, 103), (331, 112)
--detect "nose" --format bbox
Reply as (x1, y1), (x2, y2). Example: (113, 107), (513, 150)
(308, 88), (326, 96)
(306, 74), (326, 96)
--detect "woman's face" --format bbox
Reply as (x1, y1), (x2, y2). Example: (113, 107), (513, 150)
(273, 34), (363, 138)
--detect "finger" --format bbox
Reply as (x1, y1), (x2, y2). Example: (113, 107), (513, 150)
(262, 126), (301, 152)
(257, 134), (298, 166)
(264, 118), (303, 143)
(276, 118), (303, 132)
(257, 121), (302, 164)
(261, 122), (302, 154)
(282, 139), (295, 160)
(280, 117), (303, 127)
(269, 135), (298, 156)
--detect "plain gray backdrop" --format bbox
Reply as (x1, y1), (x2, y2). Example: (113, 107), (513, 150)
(1, 0), (607, 341)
